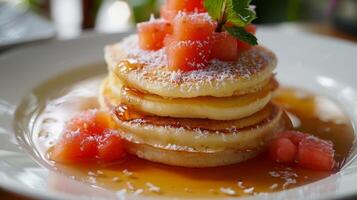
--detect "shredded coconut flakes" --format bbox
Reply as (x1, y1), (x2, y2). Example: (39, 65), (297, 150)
(108, 34), (276, 94)
(220, 187), (236, 196)
(146, 182), (161, 193)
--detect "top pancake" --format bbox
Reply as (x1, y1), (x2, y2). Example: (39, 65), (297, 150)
(105, 34), (277, 98)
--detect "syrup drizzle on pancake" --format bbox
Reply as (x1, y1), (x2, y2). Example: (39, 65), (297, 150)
(106, 35), (277, 97)
(112, 103), (280, 134)
(110, 35), (276, 83)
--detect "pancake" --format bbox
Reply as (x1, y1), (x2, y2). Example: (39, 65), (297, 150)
(105, 74), (279, 120)
(121, 109), (291, 168)
(100, 102), (291, 168)
(112, 103), (287, 152)
(105, 34), (277, 98)
(99, 81), (292, 167)
(124, 141), (263, 168)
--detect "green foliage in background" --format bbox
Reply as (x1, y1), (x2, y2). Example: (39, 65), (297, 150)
(128, 0), (158, 23)
(252, 0), (301, 23)
(23, 0), (42, 12)
(287, 0), (301, 21)
(22, 0), (303, 24)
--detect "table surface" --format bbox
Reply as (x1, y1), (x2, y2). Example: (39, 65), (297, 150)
(1, 23), (356, 200)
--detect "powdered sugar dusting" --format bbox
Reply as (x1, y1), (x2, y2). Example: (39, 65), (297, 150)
(174, 12), (214, 24)
(107, 34), (277, 94)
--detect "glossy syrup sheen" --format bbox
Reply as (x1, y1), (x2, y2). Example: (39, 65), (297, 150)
(30, 76), (355, 198)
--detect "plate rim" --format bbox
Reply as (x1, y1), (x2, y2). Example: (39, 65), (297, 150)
(0, 27), (357, 200)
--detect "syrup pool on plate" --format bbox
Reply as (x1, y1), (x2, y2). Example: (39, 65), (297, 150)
(15, 65), (355, 198)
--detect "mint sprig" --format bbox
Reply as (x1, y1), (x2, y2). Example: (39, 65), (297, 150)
(226, 26), (258, 45)
(204, 0), (258, 45)
(203, 0), (226, 21)
(229, 0), (256, 26)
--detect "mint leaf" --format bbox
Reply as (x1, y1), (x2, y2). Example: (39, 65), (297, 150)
(203, 0), (258, 45)
(226, 26), (258, 45)
(204, 0), (226, 20)
(226, 0), (256, 26)
(232, 0), (256, 24)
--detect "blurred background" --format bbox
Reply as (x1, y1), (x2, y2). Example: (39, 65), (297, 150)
(0, 0), (356, 48)
(0, 0), (356, 199)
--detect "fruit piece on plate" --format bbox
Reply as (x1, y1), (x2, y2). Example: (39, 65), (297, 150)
(166, 40), (212, 71)
(160, 4), (178, 22)
(269, 130), (336, 171)
(51, 110), (126, 163)
(212, 32), (238, 61)
(65, 110), (113, 135)
(173, 13), (216, 41)
(269, 137), (297, 164)
(51, 130), (98, 163)
(138, 20), (173, 50)
(237, 24), (257, 53)
(297, 136), (335, 171)
(167, 0), (205, 12)
(278, 130), (308, 145)
(97, 130), (126, 162)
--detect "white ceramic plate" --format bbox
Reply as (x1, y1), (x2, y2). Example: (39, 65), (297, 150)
(0, 25), (357, 200)
(0, 3), (55, 49)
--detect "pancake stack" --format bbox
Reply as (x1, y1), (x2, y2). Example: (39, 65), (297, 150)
(99, 35), (291, 167)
